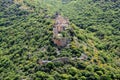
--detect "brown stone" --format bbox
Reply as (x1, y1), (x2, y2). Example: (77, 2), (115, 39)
(53, 14), (69, 47)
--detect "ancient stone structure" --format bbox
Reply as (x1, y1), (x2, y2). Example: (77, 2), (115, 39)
(53, 14), (69, 47)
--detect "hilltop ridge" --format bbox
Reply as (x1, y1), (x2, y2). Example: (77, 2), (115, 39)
(0, 0), (120, 80)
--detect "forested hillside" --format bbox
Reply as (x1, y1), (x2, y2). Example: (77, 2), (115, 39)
(0, 0), (120, 80)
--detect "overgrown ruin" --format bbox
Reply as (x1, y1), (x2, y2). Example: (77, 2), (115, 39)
(53, 13), (70, 47)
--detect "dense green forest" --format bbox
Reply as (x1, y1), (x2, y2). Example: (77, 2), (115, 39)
(0, 0), (120, 80)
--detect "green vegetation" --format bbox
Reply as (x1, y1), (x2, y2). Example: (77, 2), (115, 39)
(0, 0), (120, 80)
